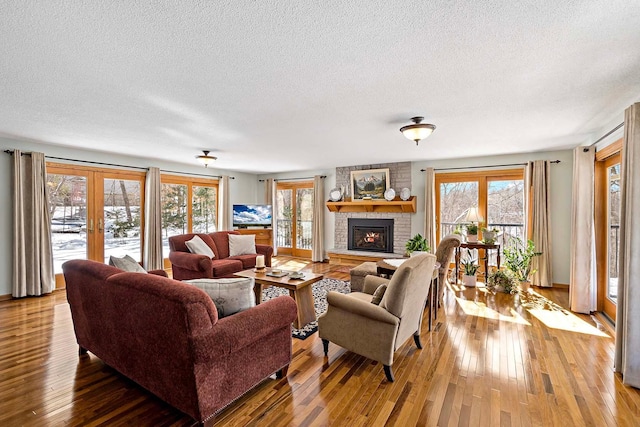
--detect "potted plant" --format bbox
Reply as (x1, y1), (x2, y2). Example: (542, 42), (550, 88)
(486, 269), (518, 294)
(405, 233), (430, 257)
(460, 257), (479, 287)
(481, 227), (500, 244)
(465, 223), (479, 242)
(503, 238), (542, 292)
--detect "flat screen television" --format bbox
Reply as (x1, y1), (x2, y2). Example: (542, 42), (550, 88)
(233, 204), (273, 228)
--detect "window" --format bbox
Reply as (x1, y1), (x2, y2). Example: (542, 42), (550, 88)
(47, 164), (145, 276)
(160, 175), (218, 256)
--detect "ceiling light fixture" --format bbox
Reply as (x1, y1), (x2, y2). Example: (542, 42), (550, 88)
(400, 116), (436, 145)
(196, 150), (217, 167)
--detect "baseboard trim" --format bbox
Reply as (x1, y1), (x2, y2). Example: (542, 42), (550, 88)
(0, 293), (13, 301)
(552, 283), (569, 289)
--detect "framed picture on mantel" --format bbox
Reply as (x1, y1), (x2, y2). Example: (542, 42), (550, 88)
(350, 168), (390, 201)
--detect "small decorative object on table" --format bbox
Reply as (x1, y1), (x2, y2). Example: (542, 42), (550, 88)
(255, 254), (265, 270)
(329, 187), (343, 202)
(465, 223), (478, 242)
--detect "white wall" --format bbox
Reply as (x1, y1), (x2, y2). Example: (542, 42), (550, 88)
(0, 135), (258, 296)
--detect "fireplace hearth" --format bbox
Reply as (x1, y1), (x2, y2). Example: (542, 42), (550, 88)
(348, 218), (394, 253)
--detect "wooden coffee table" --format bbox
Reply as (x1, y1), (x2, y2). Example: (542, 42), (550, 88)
(235, 268), (324, 329)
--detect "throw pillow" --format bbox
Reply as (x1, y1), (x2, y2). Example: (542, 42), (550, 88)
(228, 234), (257, 256)
(185, 235), (215, 259)
(109, 255), (148, 274)
(371, 284), (388, 305)
(185, 278), (256, 318)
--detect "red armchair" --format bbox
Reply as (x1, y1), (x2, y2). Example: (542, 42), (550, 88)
(169, 231), (273, 280)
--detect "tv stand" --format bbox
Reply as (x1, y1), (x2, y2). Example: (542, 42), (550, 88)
(235, 228), (273, 246)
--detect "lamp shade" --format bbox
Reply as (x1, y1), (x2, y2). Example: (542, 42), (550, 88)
(196, 150), (217, 167)
(400, 116), (436, 145)
(462, 207), (483, 223)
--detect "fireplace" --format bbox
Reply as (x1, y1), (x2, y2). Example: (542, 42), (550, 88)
(348, 218), (394, 253)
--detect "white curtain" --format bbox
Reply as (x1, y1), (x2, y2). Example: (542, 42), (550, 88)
(217, 175), (230, 231)
(12, 150), (55, 297)
(143, 167), (163, 270)
(615, 102), (640, 388)
(424, 167), (436, 253)
(312, 175), (326, 262)
(569, 147), (596, 313)
(268, 178), (278, 255)
(525, 160), (553, 287)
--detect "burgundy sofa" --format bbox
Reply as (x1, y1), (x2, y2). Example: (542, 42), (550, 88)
(63, 259), (297, 426)
(169, 231), (273, 280)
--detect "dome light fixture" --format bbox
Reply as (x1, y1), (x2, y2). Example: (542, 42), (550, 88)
(400, 116), (436, 145)
(196, 150), (217, 167)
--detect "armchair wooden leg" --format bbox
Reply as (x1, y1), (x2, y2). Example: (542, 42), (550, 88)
(383, 365), (395, 382)
(413, 333), (423, 349)
(322, 339), (329, 356)
(276, 365), (289, 379)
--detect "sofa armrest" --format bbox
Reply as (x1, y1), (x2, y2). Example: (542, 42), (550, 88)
(256, 245), (274, 266)
(191, 296), (297, 363)
(169, 251), (212, 272)
(148, 269), (168, 277)
(326, 291), (399, 326)
(363, 275), (389, 295)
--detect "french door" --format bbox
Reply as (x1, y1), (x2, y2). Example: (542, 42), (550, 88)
(275, 181), (314, 258)
(595, 146), (621, 322)
(47, 164), (145, 284)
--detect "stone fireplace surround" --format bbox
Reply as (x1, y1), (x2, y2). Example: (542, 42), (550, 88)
(332, 162), (412, 257)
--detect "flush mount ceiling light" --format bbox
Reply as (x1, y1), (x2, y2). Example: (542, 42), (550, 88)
(399, 116), (436, 145)
(196, 150), (217, 167)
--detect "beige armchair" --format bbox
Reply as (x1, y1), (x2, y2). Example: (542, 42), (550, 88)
(433, 234), (462, 304)
(318, 253), (437, 382)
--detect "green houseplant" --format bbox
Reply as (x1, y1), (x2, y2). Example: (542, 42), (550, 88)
(460, 257), (479, 287)
(486, 269), (519, 294)
(503, 238), (542, 291)
(465, 223), (479, 242)
(405, 233), (430, 256)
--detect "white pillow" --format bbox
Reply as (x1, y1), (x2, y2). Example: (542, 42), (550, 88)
(185, 278), (256, 318)
(185, 235), (215, 259)
(109, 255), (148, 274)
(228, 234), (257, 256)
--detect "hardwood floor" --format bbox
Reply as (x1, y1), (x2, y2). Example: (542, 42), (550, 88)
(1, 257), (639, 426)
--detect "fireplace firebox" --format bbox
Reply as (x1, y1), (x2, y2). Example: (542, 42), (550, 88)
(348, 218), (394, 253)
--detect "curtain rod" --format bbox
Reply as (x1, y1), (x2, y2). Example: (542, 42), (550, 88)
(259, 175), (326, 182)
(4, 150), (234, 179)
(420, 160), (560, 172)
(587, 122), (624, 149)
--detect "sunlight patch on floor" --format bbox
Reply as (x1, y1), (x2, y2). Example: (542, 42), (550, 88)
(275, 259), (309, 270)
(454, 296), (531, 325)
(526, 308), (609, 337)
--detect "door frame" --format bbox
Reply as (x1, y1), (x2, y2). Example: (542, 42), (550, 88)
(276, 181), (313, 258)
(594, 139), (623, 322)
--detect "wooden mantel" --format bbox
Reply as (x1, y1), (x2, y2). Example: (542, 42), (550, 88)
(326, 196), (416, 213)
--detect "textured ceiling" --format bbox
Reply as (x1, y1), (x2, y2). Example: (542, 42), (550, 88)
(1, 1), (640, 173)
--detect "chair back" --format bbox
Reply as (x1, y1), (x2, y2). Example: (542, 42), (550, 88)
(379, 253), (437, 348)
(435, 234), (462, 284)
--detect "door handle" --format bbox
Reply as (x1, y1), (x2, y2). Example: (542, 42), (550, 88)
(98, 218), (103, 233)
(89, 219), (94, 233)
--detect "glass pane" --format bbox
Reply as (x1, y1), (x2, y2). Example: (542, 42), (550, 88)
(296, 188), (314, 250)
(487, 179), (525, 248)
(47, 174), (87, 274)
(161, 183), (188, 256)
(608, 164), (621, 302)
(276, 189), (293, 248)
(103, 179), (142, 263)
(439, 181), (479, 236)
(192, 186), (217, 233)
